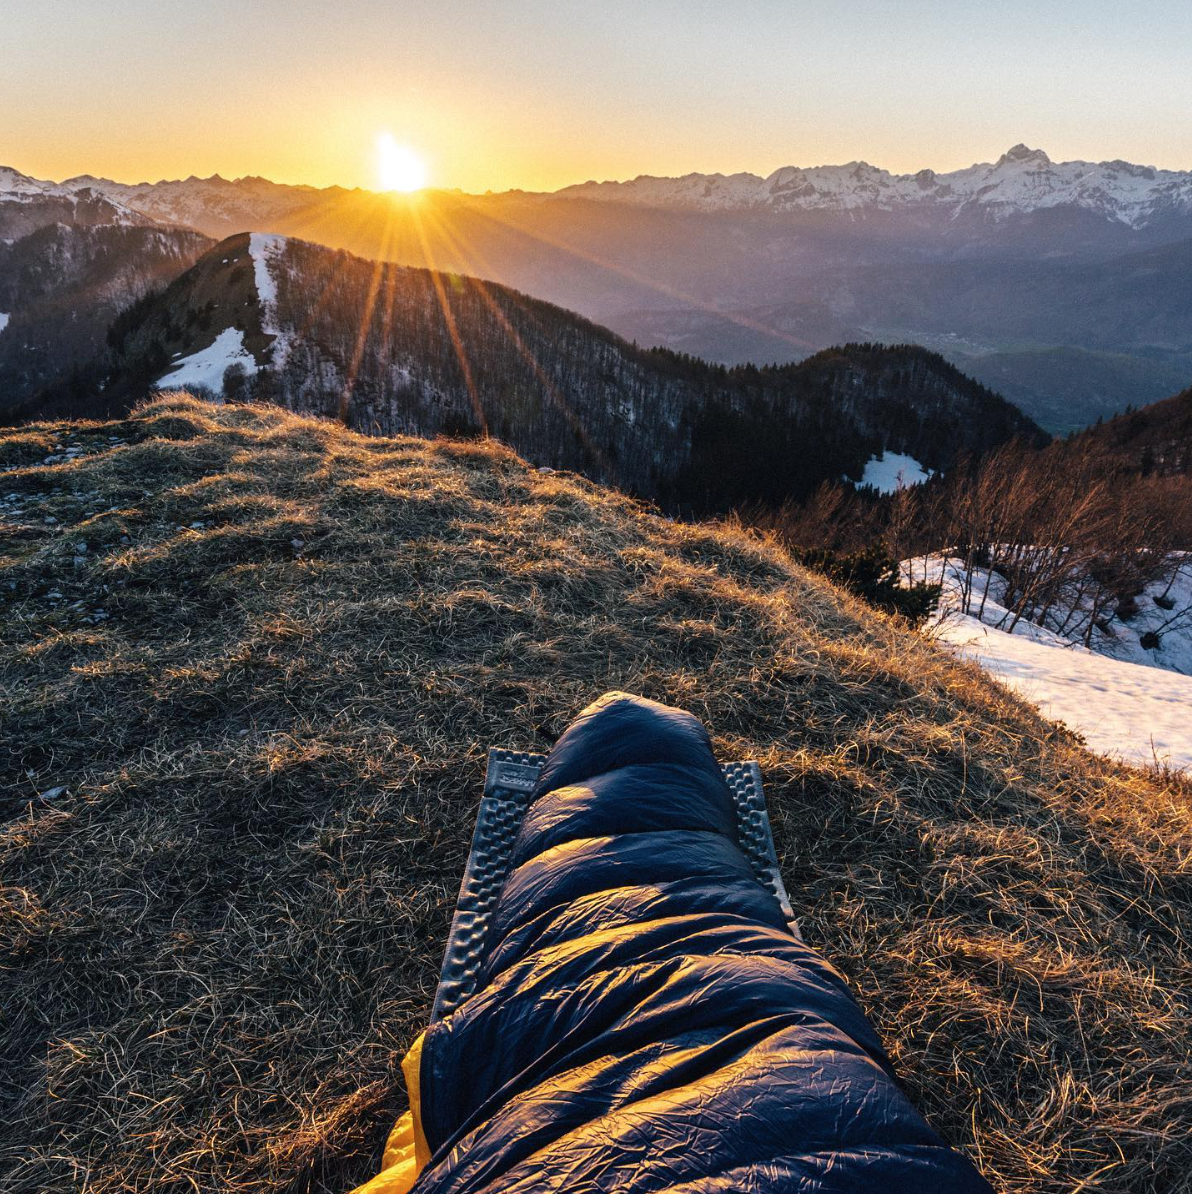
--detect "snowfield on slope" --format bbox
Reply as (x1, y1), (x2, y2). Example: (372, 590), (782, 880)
(937, 610), (1192, 772)
(913, 555), (1192, 772)
(248, 232), (284, 306)
(0, 312), (9, 335)
(860, 451), (932, 493)
(158, 327), (258, 397)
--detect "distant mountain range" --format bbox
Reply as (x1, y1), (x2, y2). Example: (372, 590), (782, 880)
(0, 175), (150, 241)
(9, 143), (1192, 230)
(0, 164), (327, 241)
(3, 146), (1191, 434)
(559, 145), (1192, 229)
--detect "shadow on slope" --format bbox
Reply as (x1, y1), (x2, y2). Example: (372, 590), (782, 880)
(0, 395), (1189, 1194)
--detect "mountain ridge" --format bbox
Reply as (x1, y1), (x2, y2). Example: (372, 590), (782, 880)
(556, 144), (1192, 228)
(44, 232), (1046, 513)
(8, 144), (1192, 230)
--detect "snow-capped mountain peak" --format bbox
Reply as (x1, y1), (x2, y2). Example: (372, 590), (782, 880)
(0, 168), (154, 240)
(0, 165), (334, 240)
(0, 166), (49, 195)
(996, 143), (1052, 167)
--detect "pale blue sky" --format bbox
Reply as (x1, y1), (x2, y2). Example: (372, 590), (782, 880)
(3, 0), (1190, 191)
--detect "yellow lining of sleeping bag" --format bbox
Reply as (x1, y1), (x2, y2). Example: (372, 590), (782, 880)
(348, 1031), (429, 1194)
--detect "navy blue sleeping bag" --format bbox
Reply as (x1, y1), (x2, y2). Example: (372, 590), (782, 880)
(413, 692), (992, 1192)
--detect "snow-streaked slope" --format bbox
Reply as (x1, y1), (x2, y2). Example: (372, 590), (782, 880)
(911, 555), (1192, 772)
(0, 166), (52, 195)
(558, 145), (1192, 227)
(94, 175), (322, 235)
(248, 233), (293, 368)
(158, 327), (257, 396)
(0, 178), (148, 230)
(0, 166), (323, 237)
(248, 233), (284, 305)
(859, 451), (932, 493)
(922, 554), (1192, 675)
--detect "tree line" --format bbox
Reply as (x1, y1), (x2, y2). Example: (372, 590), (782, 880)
(743, 435), (1192, 641)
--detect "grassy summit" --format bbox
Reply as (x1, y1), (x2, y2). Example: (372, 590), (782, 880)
(2, 394), (1190, 1194)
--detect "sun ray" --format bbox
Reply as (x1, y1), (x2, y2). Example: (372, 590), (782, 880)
(418, 203), (607, 472)
(340, 200), (399, 426)
(258, 184), (809, 449)
(408, 203), (487, 435)
(443, 195), (818, 354)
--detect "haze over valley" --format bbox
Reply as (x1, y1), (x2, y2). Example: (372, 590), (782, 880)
(5, 143), (1192, 432)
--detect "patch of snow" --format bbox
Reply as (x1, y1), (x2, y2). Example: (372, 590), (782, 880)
(248, 232), (292, 368)
(918, 554), (1192, 676)
(859, 451), (932, 493)
(158, 327), (257, 397)
(0, 312), (9, 336)
(938, 609), (1192, 773)
(909, 555), (1192, 772)
(249, 233), (284, 305)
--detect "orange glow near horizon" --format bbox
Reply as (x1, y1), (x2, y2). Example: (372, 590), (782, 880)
(5, 3), (1192, 196)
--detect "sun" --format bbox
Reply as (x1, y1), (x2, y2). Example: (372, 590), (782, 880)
(377, 133), (427, 193)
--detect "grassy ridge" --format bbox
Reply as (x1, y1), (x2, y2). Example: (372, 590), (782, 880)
(1, 395), (1190, 1193)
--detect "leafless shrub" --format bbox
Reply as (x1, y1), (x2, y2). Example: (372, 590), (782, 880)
(750, 437), (1192, 650)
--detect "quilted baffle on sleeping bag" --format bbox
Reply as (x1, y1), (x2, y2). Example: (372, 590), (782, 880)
(356, 691), (994, 1193)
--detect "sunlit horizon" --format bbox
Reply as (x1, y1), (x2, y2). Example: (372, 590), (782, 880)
(10, 135), (1192, 201)
(5, 1), (1192, 195)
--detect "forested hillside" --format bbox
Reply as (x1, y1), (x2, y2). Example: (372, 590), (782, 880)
(0, 223), (210, 415)
(93, 234), (1045, 513)
(1071, 384), (1192, 476)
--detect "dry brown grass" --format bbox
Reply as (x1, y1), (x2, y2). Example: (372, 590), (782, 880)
(1, 393), (1190, 1194)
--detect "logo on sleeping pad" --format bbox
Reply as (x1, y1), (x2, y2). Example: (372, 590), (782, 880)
(492, 761), (542, 792)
